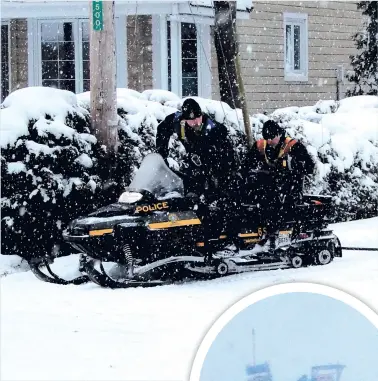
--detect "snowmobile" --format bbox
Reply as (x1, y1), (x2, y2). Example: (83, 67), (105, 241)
(28, 153), (342, 288)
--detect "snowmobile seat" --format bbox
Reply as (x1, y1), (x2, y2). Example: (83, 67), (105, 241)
(294, 194), (334, 226)
(302, 194), (333, 205)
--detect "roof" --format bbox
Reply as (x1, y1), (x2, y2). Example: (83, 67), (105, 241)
(1, 0), (253, 19)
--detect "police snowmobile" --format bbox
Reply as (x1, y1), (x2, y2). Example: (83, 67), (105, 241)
(28, 153), (342, 288)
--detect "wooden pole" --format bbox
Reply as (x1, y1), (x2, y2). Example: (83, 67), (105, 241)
(89, 0), (118, 176)
(232, 7), (253, 148)
(214, 1), (253, 147)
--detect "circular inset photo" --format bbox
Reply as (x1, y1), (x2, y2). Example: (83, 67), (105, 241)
(190, 283), (378, 381)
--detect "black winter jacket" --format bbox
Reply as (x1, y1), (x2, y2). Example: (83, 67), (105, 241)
(156, 112), (238, 178)
(245, 134), (315, 197)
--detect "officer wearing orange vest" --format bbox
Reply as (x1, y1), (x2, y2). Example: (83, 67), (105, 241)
(245, 120), (315, 253)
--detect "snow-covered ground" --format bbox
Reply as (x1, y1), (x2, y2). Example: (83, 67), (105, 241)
(1, 217), (378, 381)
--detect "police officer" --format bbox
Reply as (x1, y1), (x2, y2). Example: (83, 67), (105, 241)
(245, 120), (315, 254)
(156, 98), (240, 257)
(156, 97), (238, 197)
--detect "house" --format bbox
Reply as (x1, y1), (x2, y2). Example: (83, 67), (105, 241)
(1, 0), (363, 114)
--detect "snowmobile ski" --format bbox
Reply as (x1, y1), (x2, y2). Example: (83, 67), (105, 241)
(28, 257), (90, 285)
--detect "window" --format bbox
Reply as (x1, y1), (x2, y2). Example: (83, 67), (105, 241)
(283, 13), (308, 81)
(38, 19), (89, 93)
(40, 21), (76, 92)
(181, 23), (198, 97)
(32, 18), (125, 92)
(153, 15), (210, 98)
(1, 23), (10, 102)
(167, 21), (198, 97)
(81, 21), (90, 92)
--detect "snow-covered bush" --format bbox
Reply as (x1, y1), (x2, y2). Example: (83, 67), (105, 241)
(1, 87), (377, 260)
(1, 87), (104, 259)
(265, 95), (378, 220)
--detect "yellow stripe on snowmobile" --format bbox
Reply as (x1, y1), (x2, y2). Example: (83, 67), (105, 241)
(89, 228), (113, 236)
(148, 218), (202, 230)
(238, 232), (259, 238)
(196, 242), (205, 247)
(219, 235), (227, 239)
(244, 238), (260, 243)
(279, 230), (292, 235)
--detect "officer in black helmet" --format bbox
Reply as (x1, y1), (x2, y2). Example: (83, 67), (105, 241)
(245, 120), (315, 254)
(156, 98), (240, 256)
(156, 97), (238, 197)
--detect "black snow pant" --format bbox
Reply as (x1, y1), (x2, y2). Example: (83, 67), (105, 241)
(259, 186), (303, 235)
(246, 171), (304, 236)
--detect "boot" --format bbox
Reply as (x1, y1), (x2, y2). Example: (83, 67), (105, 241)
(259, 231), (279, 255)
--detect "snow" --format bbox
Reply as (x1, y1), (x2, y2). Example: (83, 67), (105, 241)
(75, 153), (93, 168)
(4, 88), (376, 183)
(1, 217), (378, 381)
(337, 95), (378, 112)
(0, 86), (88, 149)
(7, 161), (26, 174)
(141, 89), (181, 104)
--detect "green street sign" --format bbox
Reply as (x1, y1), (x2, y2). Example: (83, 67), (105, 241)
(93, 1), (103, 31)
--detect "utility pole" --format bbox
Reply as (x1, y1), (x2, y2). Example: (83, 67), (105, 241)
(90, 0), (119, 181)
(213, 1), (253, 147)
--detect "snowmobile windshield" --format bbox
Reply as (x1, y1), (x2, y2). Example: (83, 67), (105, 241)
(128, 153), (184, 199)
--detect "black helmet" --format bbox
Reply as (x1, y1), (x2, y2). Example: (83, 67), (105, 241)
(181, 98), (202, 120)
(262, 120), (285, 140)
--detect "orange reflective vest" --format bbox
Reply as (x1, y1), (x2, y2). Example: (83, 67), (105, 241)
(256, 137), (297, 168)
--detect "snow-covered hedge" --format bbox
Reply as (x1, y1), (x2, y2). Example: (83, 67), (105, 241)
(0, 87), (246, 259)
(1, 87), (377, 259)
(250, 96), (378, 220)
(1, 88), (104, 259)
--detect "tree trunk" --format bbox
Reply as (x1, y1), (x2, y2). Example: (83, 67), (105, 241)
(89, 0), (119, 182)
(213, 1), (240, 109)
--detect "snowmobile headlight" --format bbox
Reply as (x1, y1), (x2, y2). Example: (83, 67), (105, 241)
(119, 191), (143, 203)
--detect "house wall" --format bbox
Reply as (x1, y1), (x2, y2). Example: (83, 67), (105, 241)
(127, 15), (153, 91)
(212, 1), (363, 114)
(9, 19), (28, 92)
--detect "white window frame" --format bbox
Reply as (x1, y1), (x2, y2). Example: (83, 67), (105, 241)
(152, 14), (211, 98)
(28, 17), (127, 92)
(1, 20), (11, 101)
(283, 12), (308, 82)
